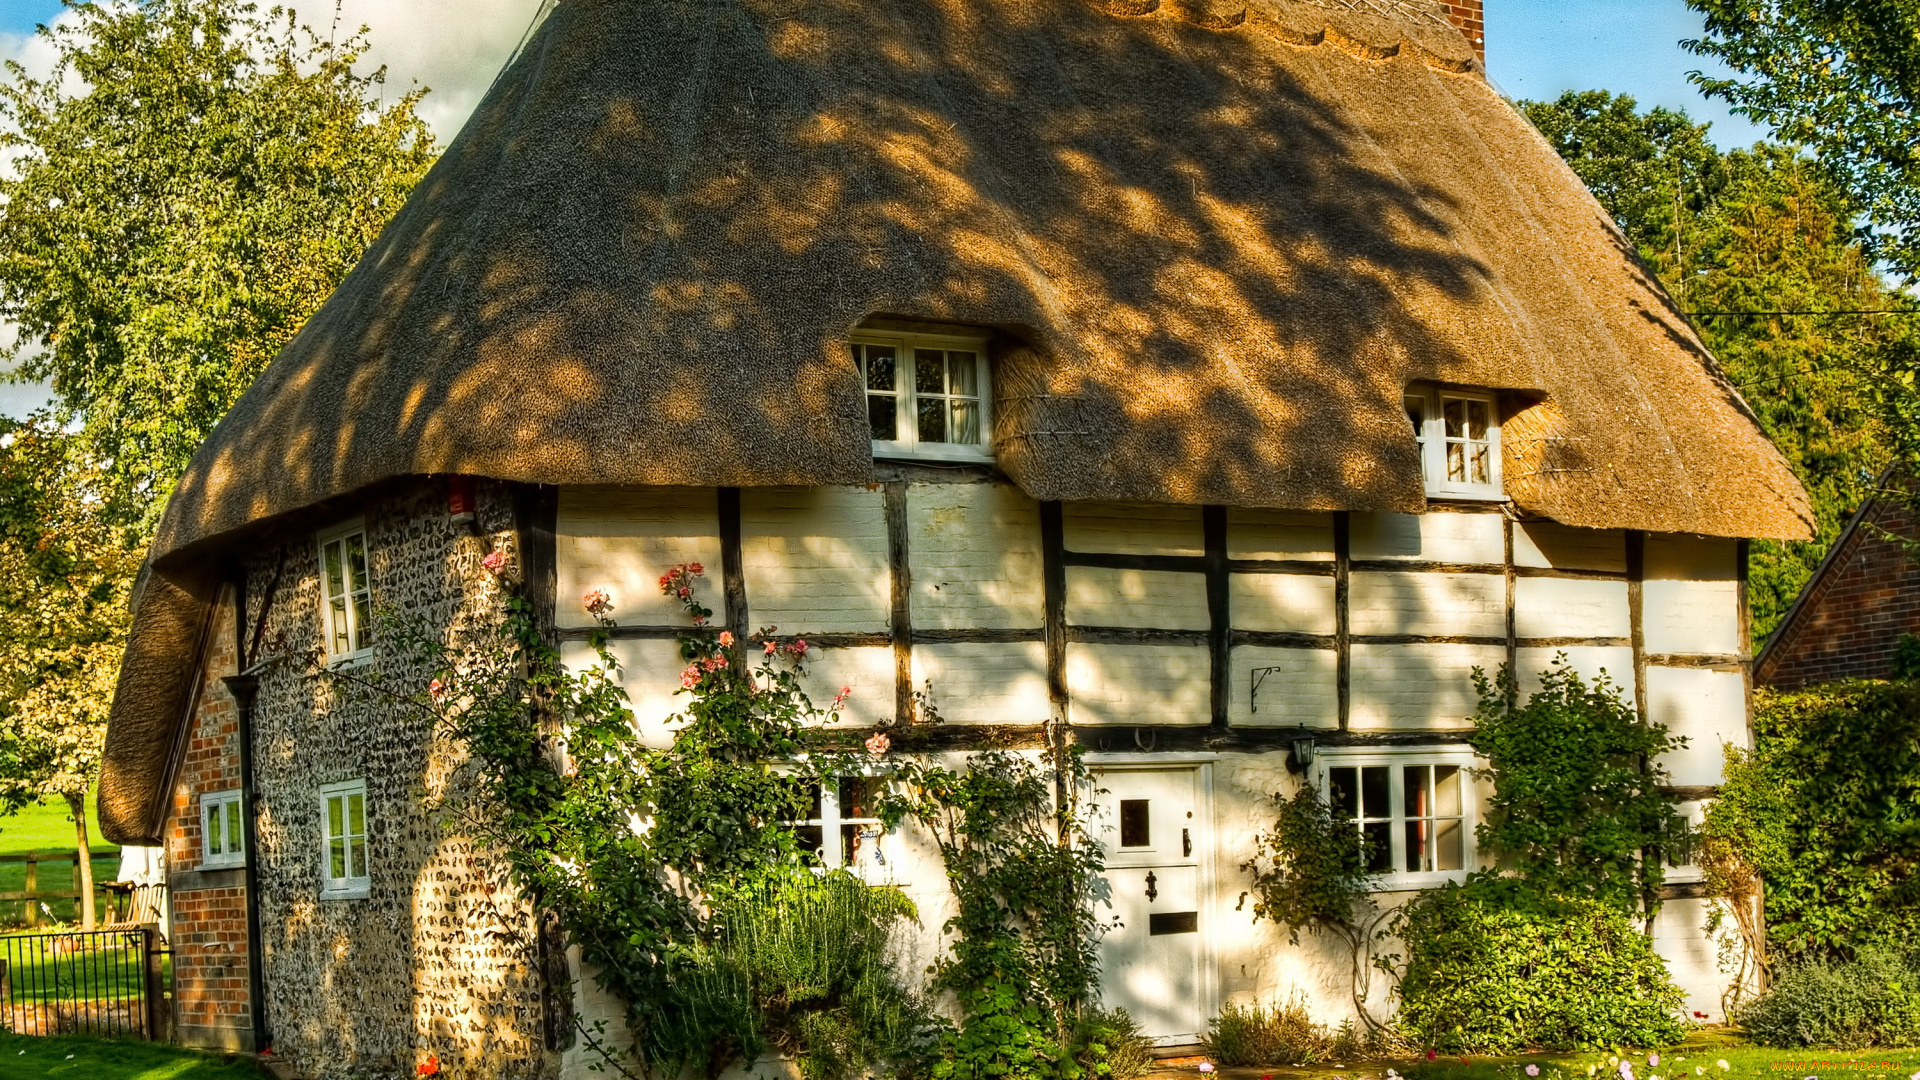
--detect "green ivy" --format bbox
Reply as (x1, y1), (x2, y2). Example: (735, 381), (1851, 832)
(1242, 786), (1389, 1028)
(1703, 681), (1920, 964)
(1466, 661), (1687, 913)
(878, 745), (1108, 1080)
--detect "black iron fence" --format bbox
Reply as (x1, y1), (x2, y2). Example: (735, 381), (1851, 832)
(0, 928), (168, 1038)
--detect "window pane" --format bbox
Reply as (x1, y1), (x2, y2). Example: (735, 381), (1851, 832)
(324, 541), (345, 602)
(1404, 765), (1430, 818)
(917, 395), (946, 443)
(839, 778), (877, 819)
(1465, 399), (1488, 440)
(803, 781), (823, 821)
(328, 794), (343, 842)
(1434, 766), (1461, 816)
(1447, 439), (1467, 482)
(1119, 799), (1150, 848)
(345, 534), (368, 594)
(1468, 441), (1490, 485)
(1435, 818), (1464, 871)
(207, 804), (223, 855)
(950, 398), (980, 445)
(1405, 819), (1429, 873)
(1360, 766), (1389, 819)
(329, 597), (350, 653)
(1363, 821), (1392, 873)
(915, 350), (946, 394)
(349, 793), (365, 840)
(863, 346), (896, 391)
(227, 801), (244, 855)
(867, 395), (897, 441)
(795, 825), (824, 864)
(352, 591), (374, 649)
(949, 352), (978, 396)
(330, 836), (347, 879)
(840, 823), (862, 867)
(1327, 768), (1358, 818)
(1443, 398), (1466, 439)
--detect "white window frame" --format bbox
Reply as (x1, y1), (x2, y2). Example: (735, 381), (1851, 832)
(317, 519), (374, 664)
(1405, 385), (1503, 500)
(198, 789), (246, 870)
(1316, 747), (1479, 890)
(850, 328), (993, 462)
(318, 779), (371, 900)
(786, 772), (894, 883)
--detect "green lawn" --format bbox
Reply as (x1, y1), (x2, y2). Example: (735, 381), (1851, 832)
(0, 1033), (269, 1079)
(1155, 1032), (1920, 1080)
(0, 789), (120, 858)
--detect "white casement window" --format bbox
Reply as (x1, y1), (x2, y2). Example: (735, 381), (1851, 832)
(317, 521), (374, 662)
(319, 779), (371, 899)
(790, 776), (890, 880)
(199, 789), (245, 869)
(1318, 748), (1478, 889)
(851, 329), (992, 462)
(1405, 386), (1502, 499)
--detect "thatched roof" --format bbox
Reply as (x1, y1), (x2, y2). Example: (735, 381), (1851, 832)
(100, 0), (1813, 843)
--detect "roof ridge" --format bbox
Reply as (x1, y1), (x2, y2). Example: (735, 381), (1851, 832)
(1082, 0), (1478, 74)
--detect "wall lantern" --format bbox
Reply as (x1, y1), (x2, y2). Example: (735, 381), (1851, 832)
(1287, 733), (1316, 773)
(447, 475), (477, 530)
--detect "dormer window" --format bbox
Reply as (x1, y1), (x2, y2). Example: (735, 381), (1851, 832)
(1405, 385), (1502, 500)
(851, 328), (991, 461)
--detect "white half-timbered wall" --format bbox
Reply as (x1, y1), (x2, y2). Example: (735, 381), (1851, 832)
(554, 478), (1745, 1060)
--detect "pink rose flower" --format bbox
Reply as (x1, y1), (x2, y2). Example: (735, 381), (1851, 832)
(764, 640), (778, 655)
(832, 686), (852, 708)
(788, 638), (808, 657)
(481, 550), (507, 573)
(719, 631), (735, 647)
(428, 678), (446, 700)
(865, 732), (891, 756)
(582, 588), (613, 617)
(1528, 1067), (1541, 1077)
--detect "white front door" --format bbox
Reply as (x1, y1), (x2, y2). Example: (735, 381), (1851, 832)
(1093, 765), (1209, 1041)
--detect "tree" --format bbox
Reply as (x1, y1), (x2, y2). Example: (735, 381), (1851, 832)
(0, 0), (437, 524)
(0, 0), (434, 891)
(1684, 0), (1920, 281)
(0, 424), (143, 927)
(1522, 90), (1900, 637)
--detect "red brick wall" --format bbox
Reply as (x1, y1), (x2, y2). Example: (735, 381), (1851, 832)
(164, 592), (252, 1050)
(1440, 0), (1484, 63)
(1758, 497), (1920, 689)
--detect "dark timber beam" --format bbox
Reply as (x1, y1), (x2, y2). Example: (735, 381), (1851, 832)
(886, 481), (913, 724)
(1335, 511), (1352, 731)
(1205, 506), (1230, 731)
(1042, 502), (1068, 712)
(718, 488), (748, 646)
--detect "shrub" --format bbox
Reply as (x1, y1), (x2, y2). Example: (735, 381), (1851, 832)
(1073, 1007), (1155, 1079)
(1203, 996), (1334, 1067)
(1737, 947), (1920, 1048)
(1391, 884), (1688, 1054)
(1704, 681), (1920, 963)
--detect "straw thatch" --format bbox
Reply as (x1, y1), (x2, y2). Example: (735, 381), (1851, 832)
(101, 0), (1812, 842)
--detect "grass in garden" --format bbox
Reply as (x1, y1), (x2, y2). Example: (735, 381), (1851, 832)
(1157, 1033), (1920, 1079)
(0, 1032), (270, 1079)
(0, 789), (125, 927)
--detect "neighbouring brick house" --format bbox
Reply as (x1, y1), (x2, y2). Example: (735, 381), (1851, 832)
(1756, 484), (1920, 689)
(96, 0), (1814, 1075)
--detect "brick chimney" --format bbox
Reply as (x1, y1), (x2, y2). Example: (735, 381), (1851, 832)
(1440, 0), (1484, 64)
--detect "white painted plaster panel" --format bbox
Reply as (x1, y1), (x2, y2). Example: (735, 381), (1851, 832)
(562, 638), (686, 749)
(1066, 566), (1210, 630)
(1514, 577), (1630, 640)
(1065, 643), (1210, 726)
(1515, 646), (1636, 701)
(908, 482), (1044, 629)
(555, 486), (721, 629)
(1652, 898), (1737, 1021)
(1225, 508), (1335, 561)
(1646, 534), (1739, 582)
(1062, 502), (1204, 556)
(913, 642), (1050, 725)
(1230, 646), (1338, 727)
(1230, 573), (1337, 634)
(1512, 521), (1627, 572)
(1647, 666), (1747, 788)
(1349, 572), (1504, 637)
(1350, 511), (1504, 564)
(794, 645), (896, 728)
(741, 486), (890, 635)
(1348, 643), (1505, 729)
(1643, 580), (1741, 656)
